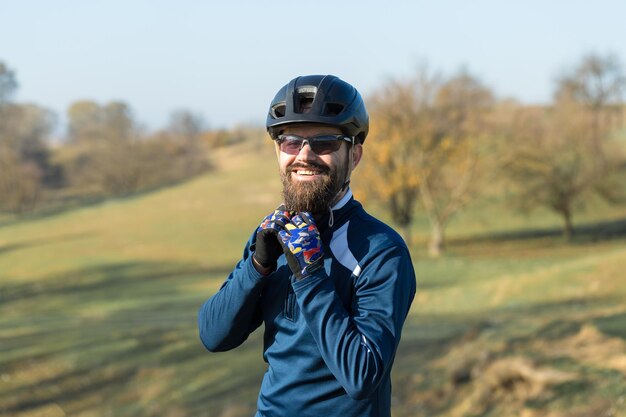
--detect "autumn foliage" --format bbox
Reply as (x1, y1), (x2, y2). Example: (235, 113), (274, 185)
(355, 55), (626, 255)
(359, 69), (497, 256)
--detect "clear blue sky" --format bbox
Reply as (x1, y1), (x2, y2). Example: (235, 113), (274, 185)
(1, 0), (625, 134)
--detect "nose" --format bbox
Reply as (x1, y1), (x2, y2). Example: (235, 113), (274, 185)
(295, 141), (317, 161)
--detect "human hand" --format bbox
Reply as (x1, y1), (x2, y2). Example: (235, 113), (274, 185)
(253, 205), (294, 272)
(277, 212), (324, 280)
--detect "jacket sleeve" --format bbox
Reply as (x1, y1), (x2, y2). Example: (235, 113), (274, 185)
(198, 237), (266, 352)
(291, 244), (416, 400)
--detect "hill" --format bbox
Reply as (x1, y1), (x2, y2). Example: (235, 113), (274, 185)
(1, 142), (625, 417)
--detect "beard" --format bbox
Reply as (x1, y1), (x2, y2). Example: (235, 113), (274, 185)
(280, 162), (343, 214)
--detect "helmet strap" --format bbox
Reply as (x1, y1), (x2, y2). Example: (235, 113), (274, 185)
(328, 137), (355, 228)
(341, 137), (355, 192)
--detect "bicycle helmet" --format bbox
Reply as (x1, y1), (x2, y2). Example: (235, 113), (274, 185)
(266, 75), (369, 143)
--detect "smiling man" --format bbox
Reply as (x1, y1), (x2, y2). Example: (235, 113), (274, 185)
(198, 75), (416, 417)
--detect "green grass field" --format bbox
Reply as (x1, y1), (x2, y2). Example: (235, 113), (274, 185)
(1, 142), (625, 417)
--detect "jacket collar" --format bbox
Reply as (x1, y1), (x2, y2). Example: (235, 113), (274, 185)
(316, 188), (358, 242)
(331, 188), (353, 211)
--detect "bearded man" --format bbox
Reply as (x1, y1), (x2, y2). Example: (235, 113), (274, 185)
(198, 75), (416, 417)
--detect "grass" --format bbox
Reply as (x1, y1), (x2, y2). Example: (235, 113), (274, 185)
(1, 141), (626, 417)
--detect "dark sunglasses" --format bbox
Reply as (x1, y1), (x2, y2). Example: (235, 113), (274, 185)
(275, 134), (354, 155)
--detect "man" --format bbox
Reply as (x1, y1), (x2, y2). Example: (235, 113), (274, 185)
(198, 75), (416, 417)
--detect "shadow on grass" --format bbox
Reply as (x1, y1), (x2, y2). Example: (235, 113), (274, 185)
(0, 258), (238, 415)
(397, 295), (618, 371)
(0, 169), (213, 230)
(1, 366), (138, 414)
(0, 261), (233, 303)
(392, 294), (626, 417)
(0, 231), (95, 257)
(496, 295), (620, 316)
(2, 260), (622, 417)
(452, 217), (626, 245)
(0, 195), (113, 229)
(594, 311), (626, 340)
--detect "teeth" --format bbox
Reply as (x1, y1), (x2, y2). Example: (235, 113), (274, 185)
(296, 170), (318, 176)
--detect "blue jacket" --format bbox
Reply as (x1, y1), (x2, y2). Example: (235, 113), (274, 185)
(198, 190), (416, 417)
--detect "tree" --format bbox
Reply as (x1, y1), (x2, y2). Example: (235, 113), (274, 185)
(167, 109), (209, 176)
(1, 104), (55, 163)
(0, 62), (55, 213)
(420, 71), (496, 256)
(67, 100), (134, 144)
(169, 109), (205, 140)
(359, 71), (438, 247)
(359, 68), (496, 256)
(0, 149), (43, 213)
(504, 102), (624, 240)
(63, 100), (141, 195)
(0, 61), (17, 104)
(60, 103), (212, 198)
(555, 53), (625, 113)
(555, 53), (626, 159)
(504, 54), (626, 239)
(67, 100), (103, 143)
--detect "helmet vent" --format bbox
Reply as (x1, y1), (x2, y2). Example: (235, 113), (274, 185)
(295, 87), (316, 114)
(296, 86), (317, 95)
(324, 103), (344, 116)
(297, 97), (314, 113)
(271, 103), (286, 118)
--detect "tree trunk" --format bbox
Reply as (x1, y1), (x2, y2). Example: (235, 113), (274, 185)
(562, 209), (574, 241)
(428, 219), (444, 257)
(401, 224), (412, 248)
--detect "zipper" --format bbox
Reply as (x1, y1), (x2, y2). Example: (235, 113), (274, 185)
(284, 280), (297, 321)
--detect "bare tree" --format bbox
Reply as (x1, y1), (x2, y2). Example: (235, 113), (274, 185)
(60, 103), (212, 199)
(360, 68), (496, 256)
(420, 71), (496, 256)
(63, 100), (141, 195)
(359, 70), (439, 247)
(169, 109), (205, 140)
(555, 53), (626, 155)
(167, 109), (209, 176)
(555, 53), (625, 110)
(504, 101), (624, 240)
(67, 100), (105, 143)
(497, 54), (626, 240)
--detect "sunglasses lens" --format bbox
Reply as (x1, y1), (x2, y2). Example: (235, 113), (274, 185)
(280, 139), (304, 155)
(277, 135), (347, 155)
(310, 140), (342, 155)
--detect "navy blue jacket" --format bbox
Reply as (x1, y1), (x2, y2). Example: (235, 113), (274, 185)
(198, 190), (416, 417)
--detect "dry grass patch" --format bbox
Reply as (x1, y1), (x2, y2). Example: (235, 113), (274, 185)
(534, 323), (626, 375)
(447, 356), (576, 417)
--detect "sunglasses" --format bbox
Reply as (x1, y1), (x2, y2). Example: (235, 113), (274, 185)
(275, 134), (354, 155)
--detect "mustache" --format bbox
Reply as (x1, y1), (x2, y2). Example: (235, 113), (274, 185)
(287, 162), (330, 174)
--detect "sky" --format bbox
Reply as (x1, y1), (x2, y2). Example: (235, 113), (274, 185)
(1, 0), (626, 135)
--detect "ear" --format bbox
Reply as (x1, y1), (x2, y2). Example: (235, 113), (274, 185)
(351, 143), (363, 170)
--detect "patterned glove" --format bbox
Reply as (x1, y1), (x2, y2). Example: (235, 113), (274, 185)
(277, 212), (324, 280)
(253, 205), (294, 270)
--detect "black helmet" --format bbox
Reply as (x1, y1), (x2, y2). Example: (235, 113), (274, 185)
(266, 75), (369, 143)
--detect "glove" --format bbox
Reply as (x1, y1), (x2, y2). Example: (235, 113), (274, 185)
(253, 205), (293, 270)
(277, 212), (324, 280)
